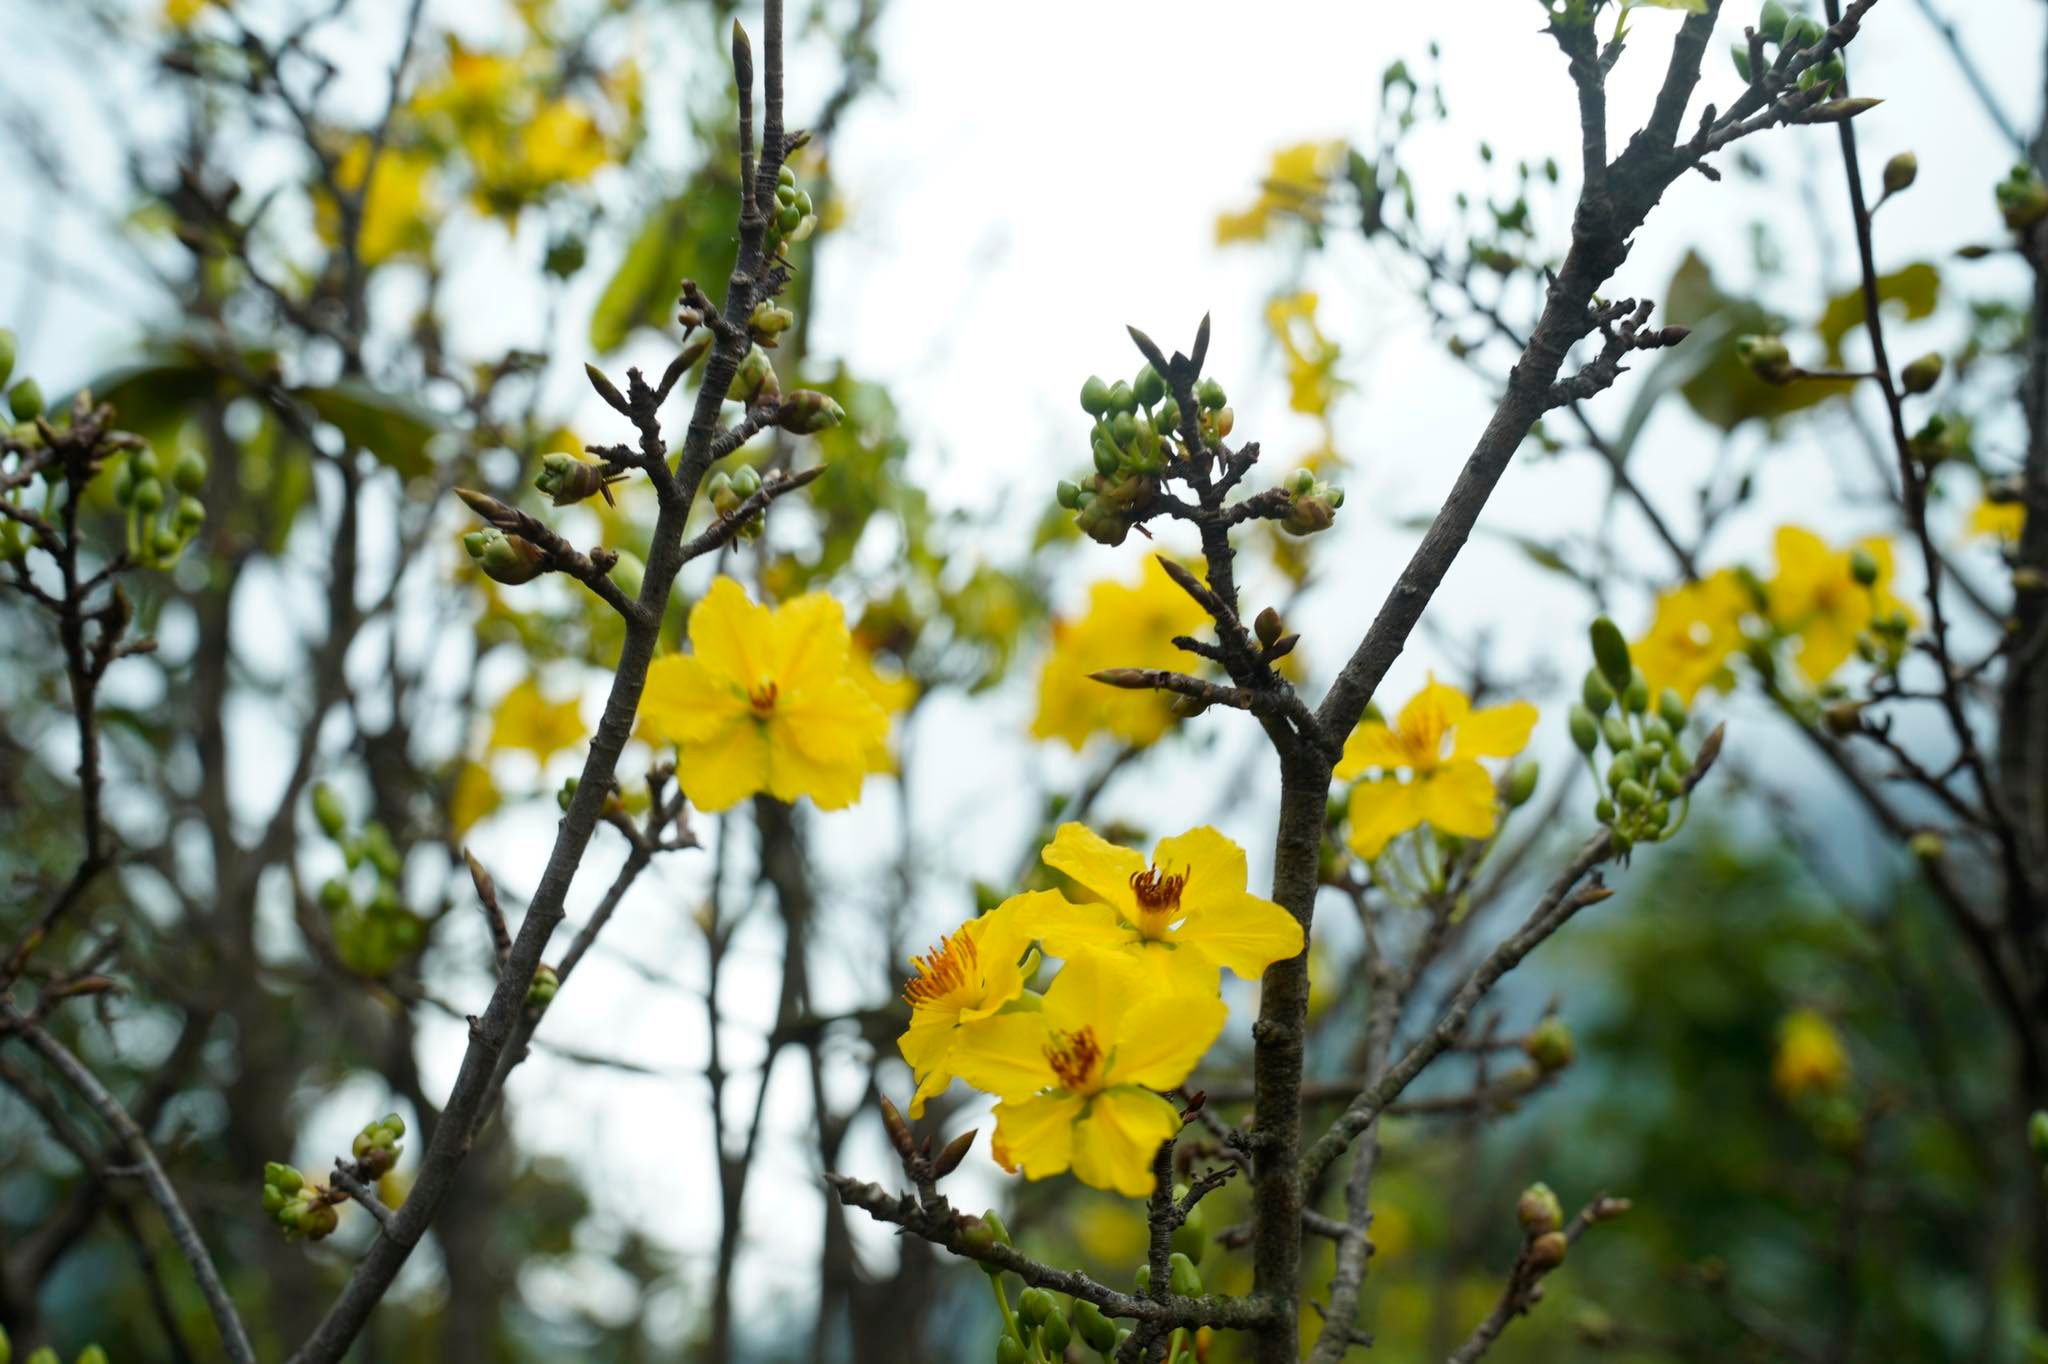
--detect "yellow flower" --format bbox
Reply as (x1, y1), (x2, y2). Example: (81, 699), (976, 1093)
(517, 99), (608, 185)
(1772, 1008), (1849, 1101)
(487, 676), (586, 760)
(1215, 140), (1346, 245)
(1265, 292), (1346, 419)
(1029, 823), (1303, 992)
(1032, 560), (1209, 751)
(639, 578), (888, 812)
(951, 950), (1225, 1197)
(1632, 569), (1750, 703)
(1337, 678), (1536, 859)
(1765, 526), (1912, 682)
(318, 137), (438, 266)
(164, 0), (218, 26)
(448, 760), (500, 837)
(897, 891), (1062, 1117)
(1968, 497), (2026, 544)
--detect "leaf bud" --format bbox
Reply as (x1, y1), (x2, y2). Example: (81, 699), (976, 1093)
(1883, 151), (1918, 197)
(1899, 352), (1942, 395)
(933, 1127), (977, 1178)
(779, 389), (846, 435)
(1517, 1181), (1565, 1235)
(1255, 606), (1284, 648)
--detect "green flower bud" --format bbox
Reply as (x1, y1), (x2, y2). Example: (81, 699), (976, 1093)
(1594, 796), (1615, 822)
(1040, 1311), (1071, 1355)
(1505, 760), (1540, 808)
(1656, 767), (1684, 797)
(2029, 1110), (2048, 1160)
(1528, 1229), (1569, 1271)
(132, 478), (164, 514)
(1155, 396), (1181, 432)
(363, 822), (401, 880)
(730, 465), (763, 500)
(1568, 705), (1599, 755)
(76, 1348), (108, 1364)
(1601, 712), (1633, 753)
(1111, 412), (1137, 447)
(25, 1350), (56, 1364)
(610, 550), (645, 601)
(1656, 689), (1688, 733)
(1172, 1196), (1207, 1264)
(1168, 1251), (1202, 1297)
(1072, 1299), (1118, 1352)
(1784, 15), (1824, 49)
(173, 449), (209, 496)
(1106, 380), (1137, 415)
(381, 1113), (406, 1139)
(557, 775), (580, 813)
(779, 389), (845, 435)
(1516, 1181), (1564, 1235)
(995, 1335), (1026, 1364)
(1759, 0), (1790, 43)
(1883, 152), (1918, 197)
(1623, 671), (1650, 715)
(261, 1184), (286, 1214)
(1056, 480), (1082, 509)
(1730, 42), (1751, 82)
(1588, 616), (1633, 693)
(1292, 468), (1315, 496)
(264, 1162), (303, 1193)
(176, 497), (206, 533)
(1133, 1263), (1149, 1294)
(1616, 778), (1649, 810)
(476, 529), (546, 586)
(1849, 547), (1880, 587)
(318, 877), (352, 913)
(527, 962), (559, 1009)
(0, 328), (13, 392)
(1133, 364), (1166, 409)
(1196, 377), (1226, 412)
(778, 163), (797, 189)
(1523, 1018), (1575, 1072)
(6, 377), (42, 422)
(1908, 830), (1945, 862)
(1582, 669), (1613, 715)
(151, 524), (181, 561)
(1080, 376), (1112, 416)
(1017, 1288), (1052, 1327)
(776, 203), (803, 235)
(1900, 352), (1942, 395)
(1606, 753), (1637, 788)
(1736, 333), (1793, 377)
(312, 783), (348, 838)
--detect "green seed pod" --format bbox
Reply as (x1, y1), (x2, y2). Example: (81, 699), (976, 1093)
(1039, 1311), (1071, 1355)
(1133, 364), (1166, 409)
(1759, 0), (1790, 43)
(1623, 671), (1650, 715)
(1168, 1251), (1202, 1297)
(6, 377), (42, 422)
(1588, 616), (1633, 693)
(1072, 1299), (1118, 1352)
(1616, 778), (1649, 811)
(1582, 668), (1613, 715)
(1657, 689), (1688, 732)
(0, 327), (14, 392)
(173, 448), (209, 495)
(1196, 377), (1226, 412)
(1601, 712), (1633, 753)
(1017, 1288), (1052, 1327)
(1849, 547), (1880, 587)
(1516, 1181), (1565, 1235)
(132, 478), (164, 514)
(1568, 705), (1599, 755)
(1080, 375), (1112, 416)
(1883, 151), (1918, 197)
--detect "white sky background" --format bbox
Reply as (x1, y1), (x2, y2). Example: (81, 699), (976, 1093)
(2, 0), (2043, 1349)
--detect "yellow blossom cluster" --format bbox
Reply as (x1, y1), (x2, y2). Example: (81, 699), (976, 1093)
(1032, 560), (1209, 751)
(898, 824), (1303, 1197)
(1632, 525), (1915, 701)
(1215, 141), (1348, 245)
(1336, 677), (1537, 862)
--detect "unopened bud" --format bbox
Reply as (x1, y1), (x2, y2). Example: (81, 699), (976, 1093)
(526, 963), (559, 1009)
(1016, 1287), (1052, 1327)
(1528, 1230), (1569, 1272)
(879, 1095), (916, 1159)
(312, 783), (348, 838)
(5, 378), (42, 421)
(1883, 152), (1918, 197)
(778, 389), (845, 435)
(1072, 1299), (1118, 1352)
(1524, 1016), (1575, 1072)
(1255, 606), (1284, 648)
(1900, 352), (1943, 395)
(1849, 547), (1880, 587)
(1589, 616), (1633, 693)
(1569, 705), (1599, 755)
(1908, 830), (1945, 862)
(1517, 1182), (1564, 1236)
(1133, 364), (1166, 409)
(2029, 1110), (2048, 1160)
(933, 1128), (977, 1178)
(584, 362), (629, 414)
(1505, 761), (1539, 809)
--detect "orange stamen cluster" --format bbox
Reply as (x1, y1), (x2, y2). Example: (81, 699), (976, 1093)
(902, 930), (977, 1008)
(1129, 865), (1187, 937)
(747, 680), (780, 717)
(1045, 1026), (1104, 1093)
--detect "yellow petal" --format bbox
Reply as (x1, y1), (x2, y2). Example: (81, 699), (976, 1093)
(640, 655), (746, 744)
(1334, 720), (1407, 780)
(1773, 525), (1833, 593)
(1449, 701), (1537, 762)
(1024, 898), (1137, 966)
(897, 1013), (956, 1076)
(909, 1063), (952, 1120)
(1415, 762), (1499, 841)
(1346, 778), (1421, 860)
(990, 1092), (1087, 1180)
(675, 719), (770, 813)
(1152, 826), (1247, 911)
(687, 577), (772, 690)
(1395, 677), (1470, 760)
(1790, 615), (1858, 683)
(1069, 1089), (1181, 1197)
(949, 1013), (1059, 1101)
(1106, 992), (1227, 1091)
(1042, 823), (1145, 921)
(769, 592), (854, 690)
(1179, 895), (1304, 982)
(1040, 947), (1141, 1039)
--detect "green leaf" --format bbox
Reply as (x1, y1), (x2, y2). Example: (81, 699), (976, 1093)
(588, 178), (742, 355)
(1660, 251), (1853, 433)
(296, 381), (442, 480)
(1815, 262), (1940, 366)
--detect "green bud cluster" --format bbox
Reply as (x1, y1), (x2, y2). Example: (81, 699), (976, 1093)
(108, 442), (208, 569)
(1735, 5), (1838, 88)
(704, 464), (767, 539)
(1569, 618), (1692, 855)
(731, 344), (783, 407)
(261, 1161), (340, 1241)
(1998, 164), (2048, 233)
(2, 1341), (108, 1364)
(1063, 367), (1236, 546)
(463, 526), (546, 585)
(350, 1113), (406, 1178)
(310, 790), (425, 976)
(1279, 465), (1346, 538)
(748, 300), (795, 348)
(767, 162), (819, 250)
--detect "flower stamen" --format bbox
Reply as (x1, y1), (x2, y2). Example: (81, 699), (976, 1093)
(1128, 866), (1187, 938)
(747, 680), (779, 717)
(902, 930), (977, 1009)
(1044, 1026), (1103, 1093)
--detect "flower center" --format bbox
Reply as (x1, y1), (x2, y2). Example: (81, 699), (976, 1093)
(1128, 866), (1187, 938)
(902, 929), (977, 1010)
(1044, 1026), (1104, 1094)
(748, 679), (779, 717)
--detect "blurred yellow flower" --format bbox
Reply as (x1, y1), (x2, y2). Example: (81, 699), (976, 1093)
(164, 0), (219, 26)
(952, 950), (1225, 1197)
(1772, 1008), (1849, 1101)
(1633, 569), (1749, 703)
(1336, 678), (1535, 859)
(1030, 823), (1303, 992)
(447, 760), (500, 837)
(318, 138), (439, 266)
(1216, 140), (1346, 245)
(1265, 292), (1346, 418)
(1032, 559), (1208, 751)
(1766, 526), (1911, 682)
(897, 891), (1060, 1117)
(639, 578), (887, 812)
(487, 676), (586, 760)
(1968, 497), (2026, 544)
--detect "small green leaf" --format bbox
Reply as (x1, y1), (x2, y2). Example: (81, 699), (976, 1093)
(1816, 262), (1940, 366)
